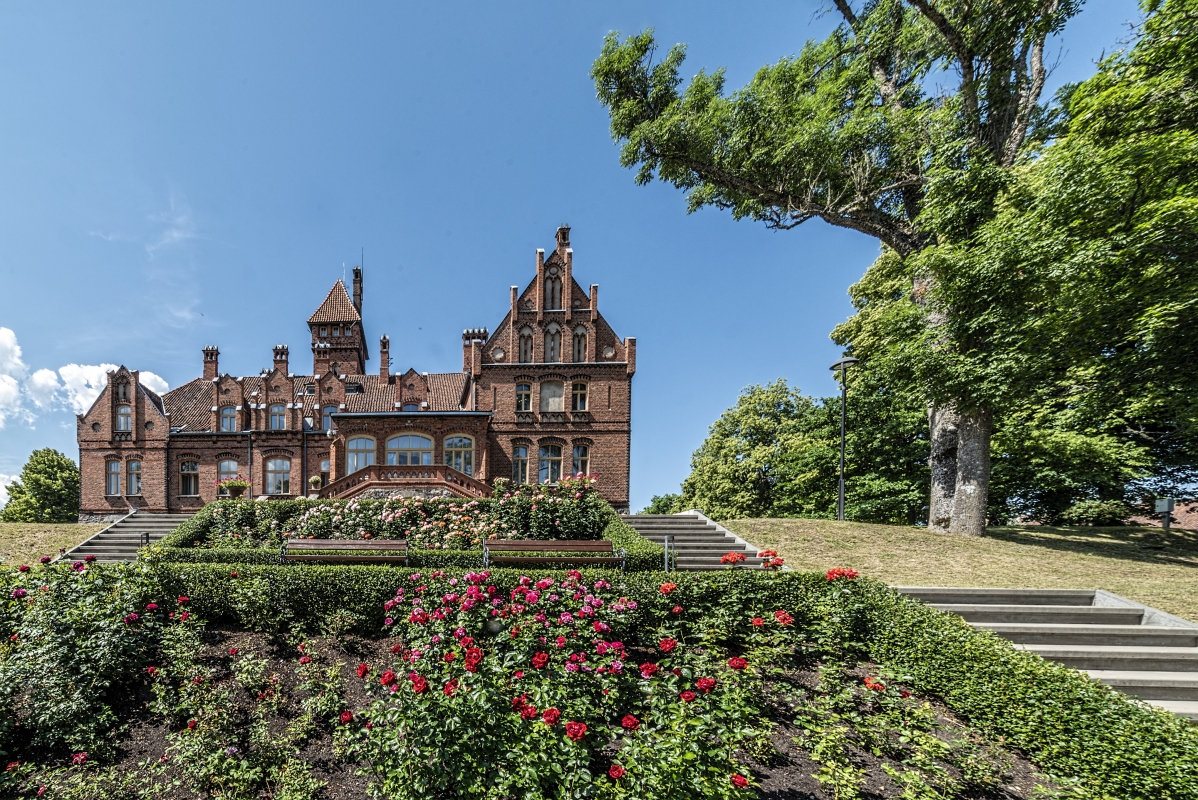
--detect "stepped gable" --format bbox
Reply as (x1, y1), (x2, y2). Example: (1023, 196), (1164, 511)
(308, 279), (360, 323)
(162, 379), (214, 432)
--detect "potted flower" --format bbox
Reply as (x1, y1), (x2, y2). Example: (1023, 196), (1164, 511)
(308, 474), (322, 497)
(215, 475), (250, 500)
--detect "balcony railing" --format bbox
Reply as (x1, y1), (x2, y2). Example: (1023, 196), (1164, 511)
(317, 464), (491, 500)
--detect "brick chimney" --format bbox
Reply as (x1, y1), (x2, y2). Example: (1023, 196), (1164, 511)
(352, 267), (363, 315)
(313, 342), (331, 375)
(203, 346), (219, 379)
(273, 344), (289, 375)
(379, 335), (390, 379)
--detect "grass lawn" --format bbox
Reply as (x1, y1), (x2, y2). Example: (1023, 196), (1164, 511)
(0, 522), (104, 565)
(722, 518), (1198, 623)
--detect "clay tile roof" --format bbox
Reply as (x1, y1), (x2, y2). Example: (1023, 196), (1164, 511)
(343, 375), (394, 413)
(162, 379), (213, 432)
(427, 373), (469, 411)
(308, 280), (361, 324)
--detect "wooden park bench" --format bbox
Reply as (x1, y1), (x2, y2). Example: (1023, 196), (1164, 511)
(482, 539), (626, 571)
(280, 538), (408, 565)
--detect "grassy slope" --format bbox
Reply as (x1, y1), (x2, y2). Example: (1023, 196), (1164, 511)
(0, 523), (103, 565)
(722, 518), (1198, 622)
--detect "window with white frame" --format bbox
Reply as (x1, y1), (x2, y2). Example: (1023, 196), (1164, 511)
(572, 445), (590, 477)
(444, 436), (473, 475)
(322, 405), (337, 431)
(266, 458), (291, 494)
(106, 461), (121, 496)
(220, 406), (237, 432)
(217, 460), (239, 495)
(386, 435), (432, 466)
(180, 461), (199, 496)
(347, 437), (376, 473)
(126, 460), (142, 495)
(270, 404), (287, 430)
(512, 446), (529, 485)
(538, 445), (562, 485)
(116, 404), (132, 431)
(515, 383), (531, 412)
(571, 382), (587, 412)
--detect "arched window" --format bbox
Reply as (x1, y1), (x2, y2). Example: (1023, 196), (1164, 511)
(217, 460), (239, 495)
(346, 437), (376, 473)
(515, 383), (531, 412)
(538, 445), (562, 485)
(518, 327), (533, 363)
(539, 380), (564, 413)
(105, 461), (121, 496)
(180, 461), (199, 496)
(270, 404), (287, 430)
(402, 403), (420, 412)
(572, 445), (590, 477)
(386, 435), (432, 466)
(545, 267), (562, 310)
(444, 436), (474, 475)
(266, 458), (291, 495)
(571, 382), (588, 412)
(126, 461), (142, 495)
(512, 446), (529, 485)
(322, 405), (337, 431)
(220, 406), (237, 432)
(116, 405), (132, 432)
(572, 326), (587, 363)
(544, 323), (561, 363)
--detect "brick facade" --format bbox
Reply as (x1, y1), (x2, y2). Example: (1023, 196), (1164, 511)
(77, 227), (635, 514)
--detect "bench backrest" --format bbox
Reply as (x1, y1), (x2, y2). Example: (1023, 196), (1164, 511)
(286, 539), (408, 551)
(485, 540), (613, 552)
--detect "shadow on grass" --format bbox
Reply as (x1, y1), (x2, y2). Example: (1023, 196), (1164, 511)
(985, 525), (1198, 570)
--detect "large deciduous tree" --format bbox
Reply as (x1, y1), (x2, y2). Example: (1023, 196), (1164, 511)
(593, 0), (1078, 535)
(1, 448), (81, 523)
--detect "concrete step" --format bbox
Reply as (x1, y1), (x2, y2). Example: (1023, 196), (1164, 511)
(977, 623), (1198, 647)
(1020, 644), (1198, 672)
(1086, 670), (1198, 701)
(933, 604), (1144, 625)
(899, 587), (1098, 606)
(670, 543), (750, 553)
(1147, 700), (1198, 719)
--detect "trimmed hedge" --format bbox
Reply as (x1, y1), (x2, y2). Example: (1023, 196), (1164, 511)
(144, 563), (1198, 799)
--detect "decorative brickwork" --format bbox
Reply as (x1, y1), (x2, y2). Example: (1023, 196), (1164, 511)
(77, 227), (635, 514)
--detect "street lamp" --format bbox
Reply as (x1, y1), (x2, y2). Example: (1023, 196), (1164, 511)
(829, 357), (859, 521)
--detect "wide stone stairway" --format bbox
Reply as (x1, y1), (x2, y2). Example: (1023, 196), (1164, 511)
(64, 511), (194, 563)
(899, 587), (1198, 719)
(622, 512), (763, 571)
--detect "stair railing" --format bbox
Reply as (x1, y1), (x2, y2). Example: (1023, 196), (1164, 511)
(663, 534), (673, 573)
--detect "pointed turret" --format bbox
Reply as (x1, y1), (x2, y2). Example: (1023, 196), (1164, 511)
(309, 278), (368, 374)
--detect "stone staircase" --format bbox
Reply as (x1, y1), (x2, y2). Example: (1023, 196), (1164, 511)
(64, 511), (193, 563)
(898, 587), (1198, 720)
(621, 512), (764, 571)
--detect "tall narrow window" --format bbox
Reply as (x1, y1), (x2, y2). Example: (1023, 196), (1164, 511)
(545, 268), (562, 310)
(266, 459), (291, 495)
(444, 436), (474, 476)
(515, 384), (531, 412)
(322, 405), (337, 431)
(544, 324), (561, 363)
(573, 326), (587, 362)
(571, 382), (588, 412)
(512, 446), (528, 485)
(332, 326), (340, 337)
(538, 445), (562, 485)
(105, 461), (121, 496)
(220, 407), (237, 432)
(270, 404), (287, 430)
(518, 327), (533, 363)
(539, 381), (564, 413)
(180, 461), (199, 496)
(386, 435), (432, 466)
(347, 437), (376, 473)
(217, 460), (239, 495)
(320, 459), (330, 487)
(572, 445), (590, 477)
(116, 404), (132, 432)
(320, 326), (328, 337)
(127, 461), (142, 495)
(116, 381), (130, 401)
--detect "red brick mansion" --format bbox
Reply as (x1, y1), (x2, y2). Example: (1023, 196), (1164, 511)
(77, 227), (635, 518)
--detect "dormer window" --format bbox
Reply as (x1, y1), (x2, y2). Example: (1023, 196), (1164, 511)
(270, 404), (287, 430)
(220, 406), (237, 432)
(402, 403), (419, 412)
(322, 405), (337, 431)
(116, 405), (132, 431)
(346, 383), (363, 394)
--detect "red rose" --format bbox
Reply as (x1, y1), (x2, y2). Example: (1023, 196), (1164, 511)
(146, 666), (158, 677)
(339, 711), (353, 724)
(443, 679), (459, 696)
(230, 571), (239, 578)
(680, 690), (696, 702)
(542, 707), (561, 726)
(659, 582), (677, 595)
(900, 690), (911, 699)
(531, 652), (549, 669)
(410, 674), (428, 693)
(379, 670), (397, 687)
(464, 647), (483, 673)
(71, 752), (88, 766)
(179, 611), (190, 621)
(228, 648), (238, 656)
(187, 720), (196, 729)
(621, 714), (640, 730)
(390, 643), (403, 654)
(658, 638), (677, 653)
(17, 565), (29, 573)
(608, 764), (626, 780)
(299, 656), (310, 665)
(671, 605), (683, 614)
(460, 636), (475, 647)
(727, 657), (747, 671)
(5, 762), (18, 772)
(356, 663), (370, 678)
(639, 662), (660, 679)
(696, 677), (716, 693)
(719, 552), (746, 564)
(731, 773), (749, 788)
(774, 610), (794, 626)
(177, 596), (189, 604)
(444, 652), (456, 662)
(565, 721), (587, 742)
(519, 704), (539, 720)
(751, 617), (765, 627)
(825, 567), (859, 581)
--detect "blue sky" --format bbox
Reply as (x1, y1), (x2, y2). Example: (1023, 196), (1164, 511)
(0, 0), (1143, 509)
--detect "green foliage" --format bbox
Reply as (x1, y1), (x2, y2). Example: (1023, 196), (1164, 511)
(0, 448), (81, 523)
(676, 378), (927, 524)
(1055, 499), (1135, 527)
(642, 493), (683, 514)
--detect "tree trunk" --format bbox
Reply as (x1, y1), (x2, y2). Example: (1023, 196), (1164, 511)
(948, 408), (992, 537)
(927, 404), (959, 532)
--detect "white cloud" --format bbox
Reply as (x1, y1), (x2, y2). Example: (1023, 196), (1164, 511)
(58, 363), (118, 415)
(26, 368), (62, 408)
(0, 474), (14, 507)
(0, 327), (28, 379)
(140, 371), (169, 394)
(0, 375), (26, 428)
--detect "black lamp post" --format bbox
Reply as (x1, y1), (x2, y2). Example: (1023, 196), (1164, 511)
(829, 357), (859, 521)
